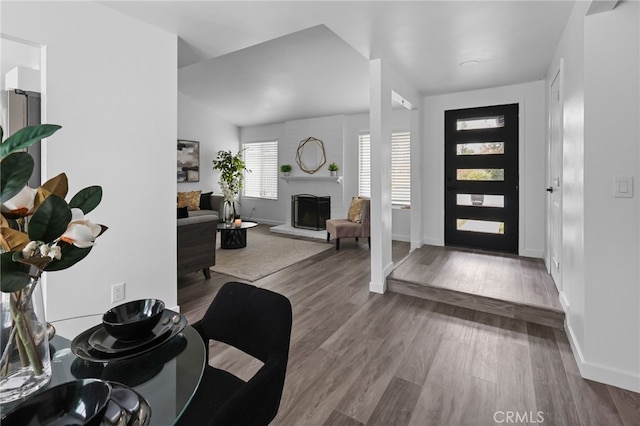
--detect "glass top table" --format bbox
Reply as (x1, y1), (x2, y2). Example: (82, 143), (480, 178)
(3, 314), (206, 425)
(216, 221), (258, 249)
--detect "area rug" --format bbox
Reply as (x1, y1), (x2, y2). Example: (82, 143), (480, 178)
(211, 228), (332, 282)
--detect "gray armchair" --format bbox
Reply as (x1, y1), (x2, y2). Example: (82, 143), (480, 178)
(325, 197), (370, 250)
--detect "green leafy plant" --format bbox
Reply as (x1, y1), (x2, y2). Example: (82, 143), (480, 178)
(328, 162), (339, 172)
(279, 164), (292, 173)
(212, 150), (249, 202)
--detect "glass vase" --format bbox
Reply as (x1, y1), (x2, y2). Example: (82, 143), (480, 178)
(223, 200), (236, 226)
(0, 278), (52, 403)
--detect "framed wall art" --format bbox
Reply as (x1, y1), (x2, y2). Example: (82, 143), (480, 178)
(177, 139), (200, 182)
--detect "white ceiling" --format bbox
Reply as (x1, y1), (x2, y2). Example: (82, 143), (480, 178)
(100, 2), (574, 126)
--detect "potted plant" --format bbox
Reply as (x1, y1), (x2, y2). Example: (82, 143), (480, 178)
(328, 162), (339, 177)
(280, 164), (292, 176)
(212, 150), (249, 225)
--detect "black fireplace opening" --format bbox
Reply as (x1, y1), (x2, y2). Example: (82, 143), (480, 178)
(292, 194), (331, 230)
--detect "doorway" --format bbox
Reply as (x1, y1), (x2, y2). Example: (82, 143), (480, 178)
(548, 70), (562, 290)
(444, 104), (519, 253)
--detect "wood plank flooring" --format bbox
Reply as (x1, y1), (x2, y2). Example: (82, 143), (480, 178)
(387, 245), (565, 329)
(177, 232), (640, 426)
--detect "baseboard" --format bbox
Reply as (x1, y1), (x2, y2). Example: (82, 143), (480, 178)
(565, 322), (640, 392)
(170, 305), (181, 313)
(392, 233), (410, 242)
(369, 280), (386, 294)
(559, 291), (570, 314)
(422, 237), (443, 246)
(249, 217), (281, 226)
(519, 248), (545, 258)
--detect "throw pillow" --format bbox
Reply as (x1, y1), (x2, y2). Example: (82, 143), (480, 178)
(177, 206), (189, 219)
(177, 190), (201, 211)
(199, 191), (213, 210)
(347, 197), (365, 223)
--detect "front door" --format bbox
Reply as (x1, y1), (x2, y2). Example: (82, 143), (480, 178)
(444, 104), (519, 253)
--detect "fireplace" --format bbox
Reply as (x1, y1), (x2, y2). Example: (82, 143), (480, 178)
(291, 194), (331, 230)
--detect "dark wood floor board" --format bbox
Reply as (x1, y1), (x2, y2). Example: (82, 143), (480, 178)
(463, 311), (502, 384)
(287, 301), (358, 370)
(499, 315), (530, 347)
(566, 373), (625, 426)
(553, 328), (581, 376)
(608, 385), (640, 426)
(176, 230), (640, 425)
(323, 410), (364, 426)
(367, 376), (422, 426)
(334, 310), (428, 423)
(496, 337), (538, 424)
(320, 293), (398, 355)
(276, 336), (384, 425)
(527, 322), (582, 425)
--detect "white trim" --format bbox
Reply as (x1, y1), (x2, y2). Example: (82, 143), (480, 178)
(370, 260), (394, 294)
(519, 248), (544, 259)
(566, 322), (640, 393)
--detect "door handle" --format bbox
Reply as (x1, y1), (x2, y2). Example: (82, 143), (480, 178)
(546, 187), (554, 193)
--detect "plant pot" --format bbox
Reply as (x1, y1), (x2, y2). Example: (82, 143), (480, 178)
(0, 278), (52, 403)
(281, 172), (290, 177)
(330, 171), (337, 177)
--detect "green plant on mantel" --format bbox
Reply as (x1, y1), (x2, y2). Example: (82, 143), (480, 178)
(212, 149), (249, 202)
(328, 162), (339, 172)
(280, 164), (292, 173)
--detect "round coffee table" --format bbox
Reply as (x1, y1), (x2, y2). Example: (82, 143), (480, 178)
(216, 221), (258, 249)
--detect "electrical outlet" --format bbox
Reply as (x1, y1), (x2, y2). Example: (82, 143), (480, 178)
(111, 282), (125, 303)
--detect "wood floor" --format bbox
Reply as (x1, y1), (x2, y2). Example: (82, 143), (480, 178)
(177, 234), (640, 426)
(387, 245), (565, 329)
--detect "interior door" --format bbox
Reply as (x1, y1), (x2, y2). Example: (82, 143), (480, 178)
(548, 72), (562, 289)
(444, 104), (519, 253)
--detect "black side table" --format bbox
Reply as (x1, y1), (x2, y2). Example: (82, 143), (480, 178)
(216, 221), (258, 249)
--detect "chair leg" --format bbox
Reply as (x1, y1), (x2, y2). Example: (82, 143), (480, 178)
(368, 237), (371, 249)
(202, 268), (211, 279)
(336, 238), (340, 250)
(327, 232), (330, 242)
(355, 237), (359, 242)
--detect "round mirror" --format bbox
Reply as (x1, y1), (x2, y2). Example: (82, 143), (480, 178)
(296, 137), (326, 174)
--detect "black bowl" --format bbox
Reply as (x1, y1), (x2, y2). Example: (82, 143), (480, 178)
(1, 379), (112, 426)
(102, 299), (165, 341)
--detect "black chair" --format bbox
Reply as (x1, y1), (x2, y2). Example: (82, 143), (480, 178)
(177, 282), (293, 426)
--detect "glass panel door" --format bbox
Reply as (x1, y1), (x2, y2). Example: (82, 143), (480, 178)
(444, 104), (519, 253)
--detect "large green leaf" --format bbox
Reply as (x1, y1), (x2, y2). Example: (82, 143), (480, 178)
(45, 244), (92, 271)
(0, 124), (61, 159)
(0, 252), (31, 292)
(28, 195), (71, 243)
(0, 152), (34, 203)
(69, 186), (102, 214)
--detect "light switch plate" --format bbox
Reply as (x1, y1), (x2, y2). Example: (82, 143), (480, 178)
(614, 176), (633, 198)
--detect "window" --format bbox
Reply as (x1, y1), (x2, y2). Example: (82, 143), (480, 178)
(242, 140), (278, 200)
(358, 131), (411, 206)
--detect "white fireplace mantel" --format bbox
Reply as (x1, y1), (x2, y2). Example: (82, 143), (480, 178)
(280, 176), (343, 184)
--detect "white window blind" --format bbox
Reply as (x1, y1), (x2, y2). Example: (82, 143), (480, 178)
(358, 132), (411, 206)
(358, 134), (371, 198)
(242, 140), (278, 200)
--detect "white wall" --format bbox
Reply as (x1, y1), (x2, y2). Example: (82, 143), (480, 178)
(177, 92), (239, 195)
(422, 81), (547, 258)
(583, 1), (639, 391)
(2, 2), (178, 320)
(239, 111), (413, 241)
(548, 0), (640, 392)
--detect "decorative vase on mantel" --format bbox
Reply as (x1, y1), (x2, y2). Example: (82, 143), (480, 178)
(223, 200), (236, 226)
(0, 277), (52, 403)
